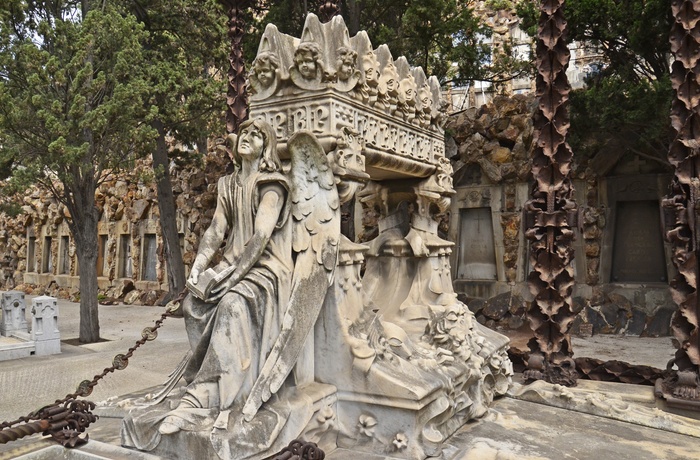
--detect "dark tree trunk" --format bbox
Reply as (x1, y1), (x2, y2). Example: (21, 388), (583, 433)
(65, 172), (101, 343)
(346, 0), (359, 35)
(152, 119), (186, 300)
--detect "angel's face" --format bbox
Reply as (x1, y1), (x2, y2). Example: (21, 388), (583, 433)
(238, 125), (264, 159)
(337, 57), (355, 81)
(296, 51), (317, 79)
(256, 63), (275, 88)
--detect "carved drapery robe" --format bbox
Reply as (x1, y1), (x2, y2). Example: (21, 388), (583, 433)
(182, 170), (292, 411)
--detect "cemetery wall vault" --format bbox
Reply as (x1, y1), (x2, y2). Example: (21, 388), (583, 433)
(0, 152), (232, 305)
(447, 95), (676, 342)
(117, 14), (511, 460)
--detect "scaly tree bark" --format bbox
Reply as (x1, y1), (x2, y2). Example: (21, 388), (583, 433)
(123, 0), (227, 301)
(659, 0), (700, 404)
(523, 0), (578, 386)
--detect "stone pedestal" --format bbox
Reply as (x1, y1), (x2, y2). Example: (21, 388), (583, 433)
(1, 290), (28, 336)
(314, 237), (511, 460)
(30, 296), (60, 355)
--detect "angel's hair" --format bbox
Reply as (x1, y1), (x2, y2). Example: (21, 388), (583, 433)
(252, 51), (280, 71)
(294, 42), (322, 65)
(232, 118), (281, 173)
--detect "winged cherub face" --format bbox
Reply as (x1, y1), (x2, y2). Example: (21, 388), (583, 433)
(237, 125), (264, 159)
(256, 62), (275, 88)
(296, 50), (317, 79)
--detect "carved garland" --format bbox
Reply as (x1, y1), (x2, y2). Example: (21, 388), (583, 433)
(523, 0), (578, 386)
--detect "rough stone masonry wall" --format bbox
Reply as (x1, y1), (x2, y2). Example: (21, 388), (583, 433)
(0, 148), (229, 305)
(446, 94), (674, 338)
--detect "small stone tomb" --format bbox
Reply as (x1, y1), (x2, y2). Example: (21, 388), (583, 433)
(31, 295), (61, 355)
(0, 290), (28, 336)
(0, 292), (60, 360)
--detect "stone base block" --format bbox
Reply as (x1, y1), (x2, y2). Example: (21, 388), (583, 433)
(0, 336), (35, 361)
(34, 338), (61, 356)
(121, 382), (337, 460)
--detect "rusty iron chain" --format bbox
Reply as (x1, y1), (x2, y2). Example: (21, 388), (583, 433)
(0, 291), (185, 447)
(271, 439), (325, 460)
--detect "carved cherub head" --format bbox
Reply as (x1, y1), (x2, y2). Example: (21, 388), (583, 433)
(229, 118), (281, 173)
(335, 47), (358, 81)
(361, 52), (380, 88)
(250, 51), (280, 89)
(293, 42), (323, 80)
(399, 74), (417, 105)
(379, 62), (399, 95)
(418, 83), (432, 112)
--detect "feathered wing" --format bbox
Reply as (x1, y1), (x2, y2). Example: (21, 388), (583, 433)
(242, 131), (340, 421)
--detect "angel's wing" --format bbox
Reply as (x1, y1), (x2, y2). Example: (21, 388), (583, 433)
(242, 131), (340, 421)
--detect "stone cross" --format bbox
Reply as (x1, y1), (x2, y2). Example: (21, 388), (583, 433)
(0, 290), (28, 337)
(31, 296), (61, 355)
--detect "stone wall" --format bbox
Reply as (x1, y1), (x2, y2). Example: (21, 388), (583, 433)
(446, 94), (676, 337)
(0, 147), (229, 305)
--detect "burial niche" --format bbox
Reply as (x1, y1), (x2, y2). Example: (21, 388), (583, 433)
(457, 207), (497, 280)
(27, 235), (36, 273)
(118, 235), (133, 278)
(59, 236), (70, 275)
(141, 234), (157, 281)
(611, 200), (666, 283)
(96, 235), (107, 277)
(42, 236), (52, 273)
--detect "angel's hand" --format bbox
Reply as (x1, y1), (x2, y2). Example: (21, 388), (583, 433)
(205, 278), (235, 303)
(188, 268), (201, 285)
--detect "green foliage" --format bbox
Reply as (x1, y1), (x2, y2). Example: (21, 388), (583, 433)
(0, 202), (23, 217)
(568, 76), (673, 164)
(517, 0), (672, 82)
(516, 0), (674, 165)
(118, 0), (228, 147)
(0, 2), (156, 196)
(485, 0), (513, 12)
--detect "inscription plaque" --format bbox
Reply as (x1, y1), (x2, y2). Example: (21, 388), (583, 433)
(611, 200), (666, 282)
(457, 207), (497, 280)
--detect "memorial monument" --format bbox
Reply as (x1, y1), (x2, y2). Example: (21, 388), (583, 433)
(121, 14), (511, 459)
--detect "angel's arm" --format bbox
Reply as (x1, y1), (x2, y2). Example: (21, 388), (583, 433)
(190, 180), (228, 284)
(207, 185), (285, 301)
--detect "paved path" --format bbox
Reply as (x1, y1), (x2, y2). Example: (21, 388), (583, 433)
(0, 296), (688, 459)
(0, 297), (190, 424)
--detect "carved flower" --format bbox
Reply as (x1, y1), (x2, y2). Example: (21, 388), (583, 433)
(315, 405), (335, 431)
(357, 414), (377, 437)
(392, 433), (408, 450)
(376, 337), (395, 362)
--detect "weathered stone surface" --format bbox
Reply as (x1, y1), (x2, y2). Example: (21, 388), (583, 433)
(483, 292), (511, 319)
(642, 307), (675, 337)
(124, 290), (141, 305)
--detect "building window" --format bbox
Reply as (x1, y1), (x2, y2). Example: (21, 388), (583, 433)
(27, 237), (36, 273)
(59, 236), (70, 275)
(97, 234), (107, 277)
(42, 236), (53, 273)
(611, 200), (666, 282)
(141, 234), (157, 281)
(119, 235), (133, 278)
(456, 207), (497, 280)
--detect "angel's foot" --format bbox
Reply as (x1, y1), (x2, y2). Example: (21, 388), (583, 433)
(158, 390), (206, 435)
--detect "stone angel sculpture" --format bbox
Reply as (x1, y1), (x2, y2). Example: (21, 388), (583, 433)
(157, 119), (340, 439)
